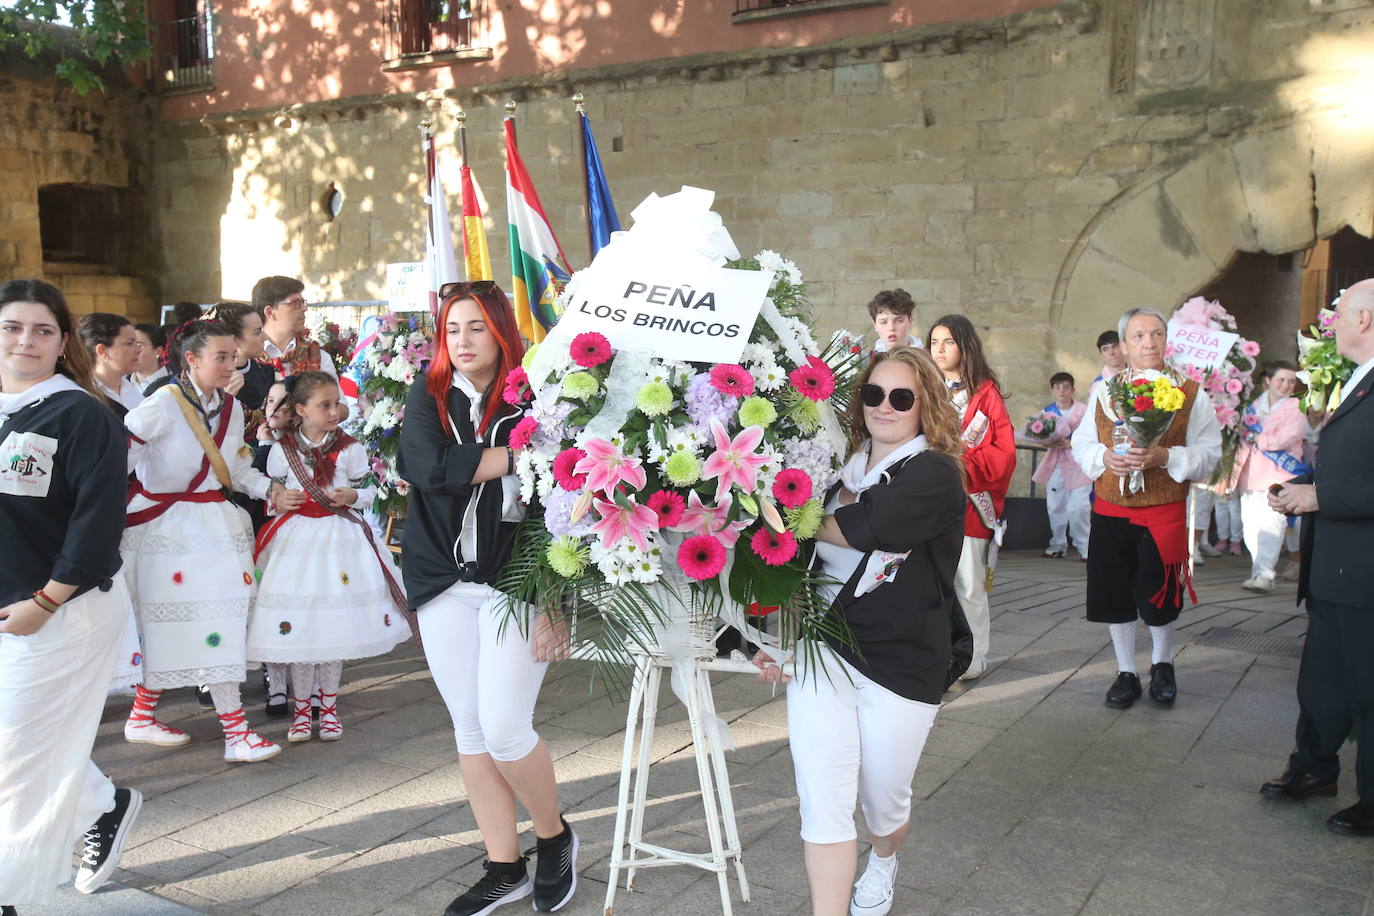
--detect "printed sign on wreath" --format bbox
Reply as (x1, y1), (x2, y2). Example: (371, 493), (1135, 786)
(385, 262), (428, 312)
(551, 254), (772, 364)
(1167, 320), (1239, 371)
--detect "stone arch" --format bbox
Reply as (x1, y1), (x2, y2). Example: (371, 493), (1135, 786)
(1051, 115), (1374, 342)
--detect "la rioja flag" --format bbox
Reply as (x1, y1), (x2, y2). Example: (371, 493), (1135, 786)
(504, 118), (570, 344)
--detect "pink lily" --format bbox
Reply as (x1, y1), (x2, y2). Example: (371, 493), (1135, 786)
(672, 490), (749, 549)
(591, 495), (659, 552)
(700, 420), (770, 502)
(573, 438), (647, 495)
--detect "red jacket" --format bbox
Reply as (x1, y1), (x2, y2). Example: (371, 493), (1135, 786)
(960, 380), (1016, 539)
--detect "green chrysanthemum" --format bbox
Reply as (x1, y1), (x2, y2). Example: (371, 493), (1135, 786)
(521, 343), (539, 370)
(546, 536), (590, 578)
(788, 395), (821, 434)
(738, 395), (777, 428)
(785, 498), (825, 540)
(664, 451), (702, 486)
(635, 381), (674, 416)
(561, 371), (599, 400)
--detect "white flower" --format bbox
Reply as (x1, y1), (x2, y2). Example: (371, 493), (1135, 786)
(751, 360), (785, 392)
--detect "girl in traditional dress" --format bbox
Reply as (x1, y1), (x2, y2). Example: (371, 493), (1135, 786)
(756, 347), (969, 916)
(1, 280), (142, 910)
(927, 314), (1016, 680)
(247, 371), (408, 742)
(120, 320), (298, 763)
(398, 282), (578, 916)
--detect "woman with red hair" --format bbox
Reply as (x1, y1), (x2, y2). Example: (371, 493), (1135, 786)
(398, 282), (578, 916)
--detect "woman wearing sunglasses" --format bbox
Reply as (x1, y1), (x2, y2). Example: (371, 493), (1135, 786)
(927, 314), (1015, 681)
(756, 346), (969, 916)
(398, 281), (578, 916)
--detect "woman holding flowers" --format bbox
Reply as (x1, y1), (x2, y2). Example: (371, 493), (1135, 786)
(756, 347), (969, 916)
(1071, 308), (1220, 711)
(397, 282), (578, 916)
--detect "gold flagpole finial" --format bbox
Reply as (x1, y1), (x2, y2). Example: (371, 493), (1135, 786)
(504, 100), (517, 117)
(455, 109), (467, 127)
(419, 116), (433, 134)
(572, 91), (586, 114)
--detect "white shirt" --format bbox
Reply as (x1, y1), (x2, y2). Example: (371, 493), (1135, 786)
(96, 377), (144, 413)
(125, 386), (271, 503)
(262, 335), (338, 380)
(1071, 374), (1221, 484)
(266, 434), (375, 513)
(129, 366), (169, 391)
(1345, 356), (1374, 399)
(872, 334), (923, 353)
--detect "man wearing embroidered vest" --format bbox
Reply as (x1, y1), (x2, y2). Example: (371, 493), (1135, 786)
(1261, 279), (1374, 837)
(1230, 361), (1307, 593)
(1071, 308), (1220, 710)
(252, 276), (338, 382)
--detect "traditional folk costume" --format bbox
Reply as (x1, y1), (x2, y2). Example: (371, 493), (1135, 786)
(247, 429), (408, 741)
(948, 378), (1015, 677)
(1027, 400), (1092, 560)
(1071, 377), (1220, 706)
(95, 377), (144, 416)
(1231, 392), (1309, 589)
(0, 377), (131, 905)
(120, 378), (281, 762)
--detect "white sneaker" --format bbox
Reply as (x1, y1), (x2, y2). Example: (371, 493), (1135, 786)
(124, 715), (191, 747)
(1242, 575), (1275, 593)
(1198, 541), (1223, 557)
(1193, 552), (1206, 566)
(219, 708), (282, 763)
(959, 657), (988, 681)
(850, 853), (897, 916)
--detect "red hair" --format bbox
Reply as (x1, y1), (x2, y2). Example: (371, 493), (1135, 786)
(426, 285), (526, 437)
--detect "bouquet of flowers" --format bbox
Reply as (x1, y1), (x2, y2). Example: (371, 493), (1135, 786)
(345, 314), (434, 518)
(1167, 297), (1259, 486)
(1297, 303), (1356, 414)
(1021, 411), (1059, 442)
(500, 242), (864, 670)
(305, 312), (360, 372)
(1106, 369), (1188, 493)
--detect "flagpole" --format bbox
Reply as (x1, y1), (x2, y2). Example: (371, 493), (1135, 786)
(420, 115), (438, 317)
(456, 109), (469, 166)
(504, 99), (517, 137)
(573, 91), (595, 264)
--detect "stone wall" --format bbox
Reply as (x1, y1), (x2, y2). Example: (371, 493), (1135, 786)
(0, 62), (156, 318)
(152, 0), (1374, 463)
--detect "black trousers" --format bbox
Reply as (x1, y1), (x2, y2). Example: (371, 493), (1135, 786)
(1085, 512), (1183, 627)
(1289, 597), (1374, 802)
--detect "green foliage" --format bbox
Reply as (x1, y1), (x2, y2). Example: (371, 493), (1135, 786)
(0, 1), (151, 94)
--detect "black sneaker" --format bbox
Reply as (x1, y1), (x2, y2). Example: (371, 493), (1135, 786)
(444, 858), (531, 916)
(533, 817), (578, 912)
(75, 787), (144, 894)
(195, 684), (213, 709)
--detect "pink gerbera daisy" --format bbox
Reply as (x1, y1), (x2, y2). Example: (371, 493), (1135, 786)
(509, 417), (538, 451)
(645, 490), (686, 527)
(571, 332), (613, 368)
(772, 469), (813, 509)
(503, 367), (532, 405)
(709, 364), (755, 398)
(750, 528), (798, 567)
(788, 355), (836, 402)
(552, 447), (588, 490)
(678, 534), (727, 581)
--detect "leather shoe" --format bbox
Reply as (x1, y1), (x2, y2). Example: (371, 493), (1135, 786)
(1148, 662), (1177, 707)
(1328, 802), (1374, 837)
(1104, 672), (1143, 709)
(1260, 767), (1338, 801)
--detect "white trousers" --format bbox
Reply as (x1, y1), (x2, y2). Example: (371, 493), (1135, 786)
(787, 653), (939, 844)
(1241, 490), (1287, 581)
(955, 535), (991, 666)
(1045, 469), (1091, 557)
(1194, 489), (1243, 542)
(417, 580), (548, 762)
(0, 579), (126, 904)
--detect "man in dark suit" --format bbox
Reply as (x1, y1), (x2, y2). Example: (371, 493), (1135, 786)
(1261, 279), (1374, 836)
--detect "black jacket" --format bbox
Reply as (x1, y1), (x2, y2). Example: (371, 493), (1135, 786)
(823, 449), (971, 703)
(1297, 368), (1374, 609)
(0, 388), (128, 605)
(397, 378), (523, 611)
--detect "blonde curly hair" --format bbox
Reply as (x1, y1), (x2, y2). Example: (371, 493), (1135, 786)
(844, 346), (965, 476)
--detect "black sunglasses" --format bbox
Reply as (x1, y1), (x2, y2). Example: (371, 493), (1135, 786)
(858, 383), (917, 412)
(439, 280), (499, 300)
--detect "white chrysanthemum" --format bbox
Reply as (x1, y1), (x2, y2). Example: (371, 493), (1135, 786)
(751, 360), (785, 392)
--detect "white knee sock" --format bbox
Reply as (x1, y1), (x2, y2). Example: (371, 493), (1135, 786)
(265, 662), (288, 697)
(1109, 623), (1137, 674)
(289, 663), (318, 700)
(1149, 623), (1174, 665)
(317, 660), (343, 696)
(207, 681), (243, 716)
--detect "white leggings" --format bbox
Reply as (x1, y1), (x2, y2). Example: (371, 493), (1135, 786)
(418, 581), (548, 762)
(787, 653), (939, 845)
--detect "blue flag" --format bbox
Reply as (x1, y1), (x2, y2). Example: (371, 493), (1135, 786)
(581, 111), (621, 259)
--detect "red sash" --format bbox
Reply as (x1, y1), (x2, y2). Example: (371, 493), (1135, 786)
(1093, 498), (1195, 608)
(253, 499), (332, 559)
(126, 403), (235, 528)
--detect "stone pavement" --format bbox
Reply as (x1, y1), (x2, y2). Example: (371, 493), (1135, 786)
(66, 550), (1374, 916)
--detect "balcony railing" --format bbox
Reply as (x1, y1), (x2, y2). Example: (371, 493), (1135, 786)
(733, 0), (886, 19)
(383, 0), (490, 67)
(154, 13), (214, 92)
